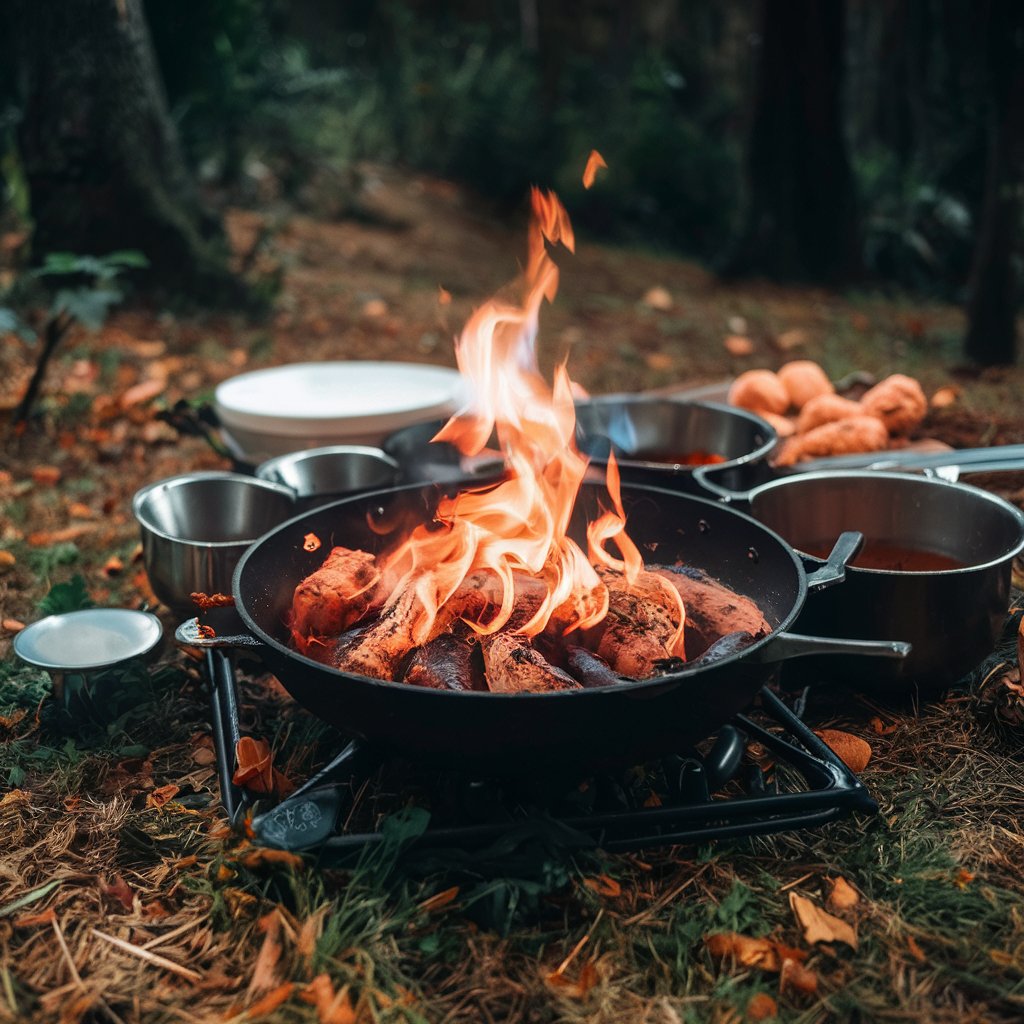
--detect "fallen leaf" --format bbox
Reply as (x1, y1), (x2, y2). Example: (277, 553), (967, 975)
(248, 912), (283, 997)
(827, 876), (860, 910)
(99, 875), (135, 912)
(582, 149), (607, 189)
(815, 729), (872, 773)
(642, 286), (673, 311)
(0, 550), (15, 573)
(362, 298), (388, 318)
(746, 992), (778, 1020)
(773, 328), (807, 351)
(0, 789), (30, 812)
(234, 737), (274, 792)
(907, 935), (926, 963)
(954, 868), (975, 889)
(779, 956), (818, 995)
(583, 875), (622, 899)
(240, 848), (305, 872)
(235, 982), (295, 1020)
(544, 960), (600, 999)
(438, 286), (452, 305)
(27, 524), (94, 546)
(0, 709), (27, 733)
(1017, 617), (1023, 681)
(705, 932), (802, 972)
(724, 335), (754, 357)
(1, 618), (25, 633)
(302, 974), (357, 1024)
(644, 352), (674, 371)
(930, 386), (959, 408)
(789, 892), (857, 950)
(192, 745), (217, 767)
(869, 716), (898, 735)
(297, 907), (330, 960)
(142, 900), (172, 919)
(419, 885), (460, 912)
(120, 378), (165, 408)
(67, 502), (95, 519)
(147, 784), (180, 809)
(31, 465), (62, 486)
(103, 555), (125, 577)
(13, 907), (56, 929)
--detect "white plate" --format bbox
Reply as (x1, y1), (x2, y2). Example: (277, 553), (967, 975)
(215, 361), (467, 454)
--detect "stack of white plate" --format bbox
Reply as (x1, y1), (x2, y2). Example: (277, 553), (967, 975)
(214, 361), (467, 459)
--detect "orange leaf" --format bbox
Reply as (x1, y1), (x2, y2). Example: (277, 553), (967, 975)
(302, 974), (358, 1024)
(237, 982), (295, 1020)
(31, 465), (62, 486)
(907, 935), (926, 963)
(641, 286), (673, 311)
(27, 524), (95, 546)
(1, 618), (25, 633)
(103, 555), (125, 577)
(644, 352), (674, 371)
(146, 784), (180, 809)
(13, 908), (56, 929)
(247, 912), (283, 997)
(746, 992), (778, 1020)
(99, 875), (135, 912)
(582, 149), (607, 189)
(304, 532), (322, 552)
(419, 885), (460, 913)
(724, 335), (754, 357)
(438, 286), (452, 306)
(241, 848), (305, 871)
(298, 907), (330, 960)
(779, 956), (818, 995)
(120, 378), (165, 409)
(815, 729), (872, 773)
(583, 875), (622, 899)
(869, 716), (898, 735)
(706, 932), (782, 971)
(233, 737), (275, 793)
(930, 386), (959, 409)
(544, 960), (599, 999)
(789, 892), (858, 950)
(954, 868), (975, 889)
(827, 876), (860, 911)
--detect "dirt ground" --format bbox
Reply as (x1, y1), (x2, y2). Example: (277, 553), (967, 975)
(3, 166), (1024, 1023)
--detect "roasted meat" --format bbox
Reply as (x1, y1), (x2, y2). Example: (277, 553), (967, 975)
(482, 632), (581, 693)
(291, 547), (381, 643)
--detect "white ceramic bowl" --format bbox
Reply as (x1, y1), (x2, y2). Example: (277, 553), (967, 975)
(214, 361), (467, 459)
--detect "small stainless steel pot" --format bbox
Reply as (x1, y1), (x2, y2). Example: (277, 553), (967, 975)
(255, 445), (400, 510)
(695, 467), (1024, 692)
(132, 471), (296, 613)
(573, 398), (778, 493)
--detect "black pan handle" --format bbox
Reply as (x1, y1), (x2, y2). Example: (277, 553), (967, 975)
(803, 531), (864, 592)
(756, 631), (911, 664)
(691, 464), (753, 504)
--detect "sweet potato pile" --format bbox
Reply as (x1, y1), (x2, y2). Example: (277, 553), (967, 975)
(290, 547), (772, 693)
(728, 361), (928, 465)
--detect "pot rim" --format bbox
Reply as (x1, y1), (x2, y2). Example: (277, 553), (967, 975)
(749, 469), (1024, 576)
(575, 397), (778, 474)
(132, 470), (296, 550)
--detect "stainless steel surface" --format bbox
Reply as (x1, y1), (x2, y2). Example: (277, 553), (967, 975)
(795, 442), (1024, 476)
(256, 445), (400, 510)
(132, 471), (296, 612)
(573, 398), (777, 493)
(13, 609), (163, 672)
(747, 471), (1024, 690)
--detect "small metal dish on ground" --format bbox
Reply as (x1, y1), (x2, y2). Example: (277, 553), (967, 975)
(256, 446), (400, 511)
(132, 471), (296, 613)
(573, 397), (778, 493)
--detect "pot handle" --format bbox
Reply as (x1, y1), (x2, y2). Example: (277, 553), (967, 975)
(803, 531), (864, 592)
(691, 464), (753, 504)
(175, 615), (266, 651)
(757, 631), (911, 664)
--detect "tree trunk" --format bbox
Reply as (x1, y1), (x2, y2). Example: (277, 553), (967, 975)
(7, 0), (248, 305)
(724, 0), (861, 284)
(964, 0), (1024, 366)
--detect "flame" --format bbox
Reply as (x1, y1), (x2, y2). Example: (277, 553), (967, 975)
(364, 184), (684, 655)
(582, 150), (607, 189)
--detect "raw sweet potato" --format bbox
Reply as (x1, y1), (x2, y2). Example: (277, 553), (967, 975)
(795, 393), (865, 434)
(777, 360), (833, 410)
(774, 415), (889, 466)
(728, 370), (789, 415)
(859, 374), (927, 435)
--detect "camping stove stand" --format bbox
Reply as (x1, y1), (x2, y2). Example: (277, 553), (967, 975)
(205, 651), (876, 862)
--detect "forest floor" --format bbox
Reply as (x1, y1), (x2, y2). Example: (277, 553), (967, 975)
(2, 164), (1024, 1023)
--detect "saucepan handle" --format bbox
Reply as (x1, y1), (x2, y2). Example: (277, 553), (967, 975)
(691, 464), (754, 504)
(757, 631), (911, 664)
(803, 531), (864, 593)
(175, 615), (267, 651)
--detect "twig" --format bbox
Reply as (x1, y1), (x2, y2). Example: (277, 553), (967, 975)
(10, 312), (71, 428)
(91, 928), (202, 982)
(54, 919), (128, 1024)
(140, 917), (205, 951)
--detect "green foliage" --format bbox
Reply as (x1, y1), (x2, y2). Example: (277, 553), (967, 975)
(31, 251), (149, 332)
(36, 573), (94, 615)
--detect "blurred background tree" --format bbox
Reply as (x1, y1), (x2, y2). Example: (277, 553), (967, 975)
(0, 0), (1018, 359)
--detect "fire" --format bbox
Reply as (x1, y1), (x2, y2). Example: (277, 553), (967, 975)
(354, 182), (685, 654)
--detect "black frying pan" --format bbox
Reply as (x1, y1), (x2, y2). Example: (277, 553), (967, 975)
(186, 482), (907, 773)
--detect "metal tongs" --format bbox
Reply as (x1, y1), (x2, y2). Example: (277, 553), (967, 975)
(793, 443), (1024, 481)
